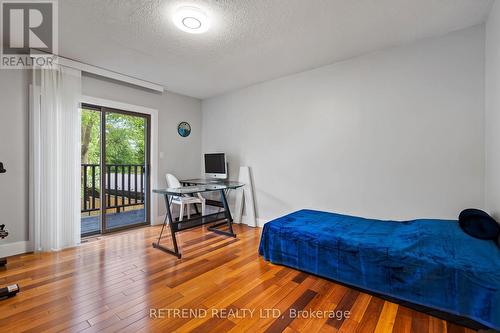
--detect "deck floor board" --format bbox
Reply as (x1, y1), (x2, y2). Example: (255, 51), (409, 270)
(81, 209), (146, 234)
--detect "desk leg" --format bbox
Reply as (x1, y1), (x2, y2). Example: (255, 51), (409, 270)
(208, 190), (236, 237)
(152, 194), (181, 258)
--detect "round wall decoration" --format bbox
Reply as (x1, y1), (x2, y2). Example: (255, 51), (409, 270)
(177, 122), (191, 137)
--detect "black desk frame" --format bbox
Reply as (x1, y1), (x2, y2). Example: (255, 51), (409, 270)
(152, 187), (236, 258)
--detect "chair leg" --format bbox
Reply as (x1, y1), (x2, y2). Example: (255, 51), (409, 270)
(179, 203), (184, 222)
(187, 204), (191, 220)
(201, 201), (206, 216)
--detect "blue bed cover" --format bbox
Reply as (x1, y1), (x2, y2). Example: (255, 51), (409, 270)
(259, 209), (500, 329)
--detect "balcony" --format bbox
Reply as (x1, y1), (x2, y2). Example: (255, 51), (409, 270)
(81, 164), (146, 235)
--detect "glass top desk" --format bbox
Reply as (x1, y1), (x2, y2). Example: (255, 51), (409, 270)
(180, 178), (243, 187)
(152, 181), (244, 258)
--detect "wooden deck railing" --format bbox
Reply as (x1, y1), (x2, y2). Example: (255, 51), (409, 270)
(81, 164), (145, 213)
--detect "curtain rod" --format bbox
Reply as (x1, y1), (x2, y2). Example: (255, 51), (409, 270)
(30, 49), (165, 93)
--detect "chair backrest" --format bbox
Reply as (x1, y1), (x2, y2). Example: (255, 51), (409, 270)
(166, 173), (181, 188)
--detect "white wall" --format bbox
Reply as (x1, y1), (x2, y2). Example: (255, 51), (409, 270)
(202, 26), (485, 223)
(485, 1), (500, 218)
(81, 74), (202, 219)
(0, 70), (30, 244)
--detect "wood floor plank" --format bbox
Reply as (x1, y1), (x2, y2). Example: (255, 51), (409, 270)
(447, 322), (466, 333)
(257, 276), (318, 332)
(264, 289), (318, 333)
(355, 297), (385, 333)
(373, 301), (398, 333)
(429, 316), (446, 333)
(288, 278), (336, 331)
(339, 319), (360, 333)
(326, 289), (360, 329)
(349, 293), (372, 323)
(0, 224), (480, 333)
(223, 278), (300, 332)
(411, 308), (430, 333)
(299, 283), (347, 333)
(392, 306), (413, 333)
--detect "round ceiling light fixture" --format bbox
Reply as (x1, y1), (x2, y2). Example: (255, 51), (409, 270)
(173, 6), (209, 34)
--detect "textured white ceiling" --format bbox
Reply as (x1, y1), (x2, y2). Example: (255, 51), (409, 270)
(60, 0), (494, 99)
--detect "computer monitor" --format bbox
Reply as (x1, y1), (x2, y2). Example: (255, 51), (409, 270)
(204, 153), (227, 179)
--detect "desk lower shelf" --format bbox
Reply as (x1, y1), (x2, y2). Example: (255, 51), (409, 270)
(152, 189), (236, 258)
(168, 211), (233, 234)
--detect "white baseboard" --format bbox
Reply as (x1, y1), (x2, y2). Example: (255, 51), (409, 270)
(0, 241), (33, 258)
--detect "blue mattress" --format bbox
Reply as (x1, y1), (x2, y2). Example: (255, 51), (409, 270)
(259, 209), (500, 329)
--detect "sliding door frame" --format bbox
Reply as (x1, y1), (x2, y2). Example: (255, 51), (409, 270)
(81, 95), (160, 229)
(103, 105), (151, 233)
(81, 102), (153, 235)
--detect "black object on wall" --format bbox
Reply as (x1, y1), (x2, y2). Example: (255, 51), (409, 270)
(0, 162), (20, 299)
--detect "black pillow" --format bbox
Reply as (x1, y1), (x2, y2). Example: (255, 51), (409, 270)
(458, 209), (500, 240)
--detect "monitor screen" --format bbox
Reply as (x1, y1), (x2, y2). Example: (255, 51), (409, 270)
(205, 153), (226, 174)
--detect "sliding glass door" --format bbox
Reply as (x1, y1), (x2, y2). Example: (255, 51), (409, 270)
(103, 110), (150, 232)
(80, 104), (150, 236)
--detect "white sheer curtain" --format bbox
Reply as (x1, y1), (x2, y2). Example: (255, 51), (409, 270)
(30, 66), (82, 251)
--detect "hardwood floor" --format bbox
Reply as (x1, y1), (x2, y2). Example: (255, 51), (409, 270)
(0, 224), (477, 333)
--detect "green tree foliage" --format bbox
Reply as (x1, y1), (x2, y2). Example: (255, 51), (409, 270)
(81, 109), (145, 166)
(81, 110), (100, 164)
(105, 113), (145, 165)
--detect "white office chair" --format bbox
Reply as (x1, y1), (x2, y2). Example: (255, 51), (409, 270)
(166, 174), (206, 222)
